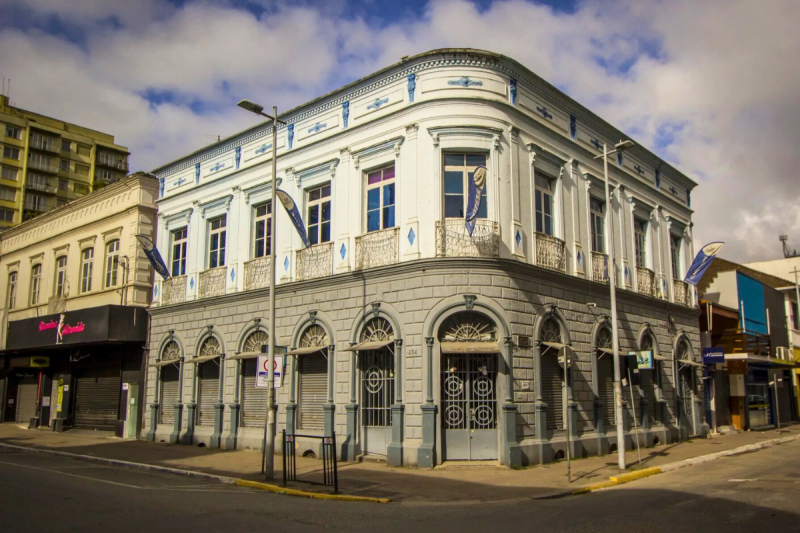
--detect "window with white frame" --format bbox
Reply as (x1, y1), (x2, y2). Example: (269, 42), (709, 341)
(1, 166), (17, 181)
(443, 153), (488, 219)
(208, 216), (226, 268)
(634, 217), (648, 268)
(171, 228), (187, 276)
(590, 198), (605, 253)
(670, 234), (682, 279)
(30, 264), (41, 305)
(3, 146), (20, 160)
(5, 126), (21, 140)
(535, 174), (554, 235)
(306, 184), (331, 245)
(105, 240), (120, 287)
(55, 256), (67, 297)
(253, 202), (272, 258)
(7, 271), (17, 309)
(81, 248), (93, 293)
(366, 164), (396, 232)
(30, 132), (55, 151)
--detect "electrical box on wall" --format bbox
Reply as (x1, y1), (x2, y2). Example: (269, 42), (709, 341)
(729, 374), (745, 397)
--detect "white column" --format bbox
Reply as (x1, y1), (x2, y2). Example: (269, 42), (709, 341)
(402, 124), (420, 260)
(509, 126), (524, 260)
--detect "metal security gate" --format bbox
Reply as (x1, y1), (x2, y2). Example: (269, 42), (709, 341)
(298, 353), (327, 431)
(160, 365), (180, 426)
(640, 369), (657, 424)
(541, 355), (563, 430)
(197, 362), (219, 427)
(678, 366), (696, 434)
(597, 352), (615, 427)
(15, 380), (38, 424)
(714, 369), (732, 427)
(74, 368), (120, 431)
(242, 358), (269, 427)
(441, 353), (497, 460)
(361, 348), (394, 456)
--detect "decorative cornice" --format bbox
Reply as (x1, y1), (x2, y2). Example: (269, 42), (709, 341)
(294, 158), (340, 186)
(163, 208), (192, 230)
(198, 194), (234, 218)
(243, 178), (283, 204)
(351, 136), (405, 169)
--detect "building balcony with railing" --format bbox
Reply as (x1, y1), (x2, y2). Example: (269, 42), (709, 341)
(673, 279), (691, 306)
(355, 227), (399, 270)
(435, 219), (499, 258)
(591, 251), (608, 284)
(534, 232), (566, 273)
(296, 242), (333, 281)
(96, 154), (129, 172)
(27, 158), (58, 173)
(636, 266), (656, 297)
(25, 180), (57, 194)
(162, 276), (187, 305)
(29, 139), (59, 154)
(199, 266), (227, 298)
(244, 256), (271, 291)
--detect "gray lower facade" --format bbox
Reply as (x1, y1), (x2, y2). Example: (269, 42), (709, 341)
(143, 258), (705, 467)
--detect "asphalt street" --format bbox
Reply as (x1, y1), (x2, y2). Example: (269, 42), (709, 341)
(2, 440), (800, 532)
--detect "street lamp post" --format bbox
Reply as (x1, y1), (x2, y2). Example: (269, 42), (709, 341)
(238, 99), (285, 480)
(595, 140), (634, 471)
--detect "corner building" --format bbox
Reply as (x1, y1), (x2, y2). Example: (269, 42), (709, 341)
(146, 49), (703, 467)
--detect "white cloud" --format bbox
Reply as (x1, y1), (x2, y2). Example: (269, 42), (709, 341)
(2, 0), (799, 263)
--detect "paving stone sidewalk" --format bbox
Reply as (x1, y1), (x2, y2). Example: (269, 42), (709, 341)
(1, 423), (797, 502)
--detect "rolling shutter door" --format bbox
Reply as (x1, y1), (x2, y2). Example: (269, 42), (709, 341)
(197, 362), (219, 427)
(49, 378), (59, 426)
(0, 379), (5, 421)
(640, 369), (657, 423)
(541, 355), (563, 430)
(74, 368), (120, 431)
(15, 380), (38, 424)
(242, 358), (269, 428)
(160, 365), (180, 426)
(299, 353), (327, 431)
(597, 353), (615, 426)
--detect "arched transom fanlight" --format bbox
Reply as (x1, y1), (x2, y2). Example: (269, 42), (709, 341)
(161, 340), (181, 361)
(243, 330), (268, 353)
(641, 333), (655, 353)
(439, 312), (497, 342)
(300, 324), (329, 348)
(360, 317), (394, 343)
(596, 327), (612, 351)
(199, 336), (221, 357)
(540, 318), (562, 344)
(676, 337), (691, 360)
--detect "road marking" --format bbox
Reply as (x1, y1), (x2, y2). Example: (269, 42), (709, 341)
(0, 459), (147, 489)
(728, 479), (757, 482)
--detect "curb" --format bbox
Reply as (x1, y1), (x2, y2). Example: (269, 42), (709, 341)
(0, 443), (389, 503)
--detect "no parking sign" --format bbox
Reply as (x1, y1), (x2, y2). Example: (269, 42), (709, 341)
(256, 348), (286, 389)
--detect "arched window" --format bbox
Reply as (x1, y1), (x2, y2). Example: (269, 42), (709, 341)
(539, 317), (565, 431)
(240, 330), (269, 428)
(297, 325), (329, 430)
(640, 332), (658, 424)
(105, 240), (120, 288)
(359, 318), (395, 434)
(440, 313), (497, 342)
(196, 337), (221, 427)
(676, 337), (694, 420)
(595, 326), (615, 428)
(159, 340), (181, 426)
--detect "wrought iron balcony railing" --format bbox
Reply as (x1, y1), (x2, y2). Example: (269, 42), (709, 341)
(591, 251), (608, 284)
(636, 266), (656, 297)
(355, 227), (399, 270)
(296, 242), (333, 281)
(435, 219), (499, 258)
(535, 232), (566, 273)
(199, 267), (226, 299)
(673, 279), (691, 306)
(244, 256), (271, 291)
(162, 276), (186, 305)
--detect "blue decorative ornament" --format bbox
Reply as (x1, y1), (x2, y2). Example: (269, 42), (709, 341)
(174, 177), (186, 187)
(284, 256), (289, 271)
(230, 268), (235, 282)
(158, 177), (164, 198)
(448, 76), (483, 87)
(408, 228), (415, 246)
(307, 122), (327, 134)
(669, 186), (678, 196)
(634, 164), (644, 176)
(590, 138), (601, 151)
(367, 97), (389, 110)
(210, 162), (225, 173)
(407, 73), (416, 103)
(655, 169), (661, 189)
(195, 163), (200, 184)
(536, 106), (553, 120)
(340, 244), (346, 260)
(190, 277), (195, 289)
(235, 146), (241, 170)
(342, 101), (350, 128)
(624, 266), (630, 281)
(569, 115), (576, 140)
(509, 78), (517, 105)
(154, 284), (159, 297)
(616, 151), (623, 167)
(255, 143), (272, 155)
(577, 250), (583, 266)
(515, 230), (522, 249)
(288, 124), (294, 149)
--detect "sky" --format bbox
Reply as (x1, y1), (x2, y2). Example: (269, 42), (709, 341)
(1, 0), (798, 264)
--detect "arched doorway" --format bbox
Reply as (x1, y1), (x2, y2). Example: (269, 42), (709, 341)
(357, 317), (395, 457)
(195, 336), (222, 428)
(240, 330), (269, 428)
(539, 317), (567, 433)
(675, 337), (697, 436)
(639, 332), (658, 425)
(438, 312), (500, 461)
(159, 339), (182, 429)
(595, 326), (615, 431)
(296, 325), (329, 431)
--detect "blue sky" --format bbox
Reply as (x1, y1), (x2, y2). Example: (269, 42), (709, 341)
(1, 0), (799, 263)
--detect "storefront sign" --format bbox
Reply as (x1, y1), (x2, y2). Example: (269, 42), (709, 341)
(702, 347), (725, 365)
(256, 353), (284, 389)
(30, 356), (49, 367)
(629, 351), (653, 370)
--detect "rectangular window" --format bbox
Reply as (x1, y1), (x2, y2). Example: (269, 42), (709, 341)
(30, 132), (55, 151)
(253, 203), (272, 258)
(590, 198), (605, 253)
(443, 153), (488, 219)
(1, 166), (18, 181)
(7, 272), (17, 309)
(97, 169), (116, 182)
(5, 126), (21, 140)
(306, 184), (331, 245)
(74, 183), (89, 195)
(81, 248), (93, 293)
(75, 164), (89, 176)
(30, 264), (41, 305)
(28, 153), (50, 169)
(105, 240), (120, 287)
(3, 146), (20, 160)
(55, 256), (67, 297)
(61, 140), (71, 152)
(634, 217), (648, 268)
(171, 228), (187, 276)
(670, 234), (682, 279)
(366, 164), (396, 232)
(0, 208), (13, 222)
(535, 174), (554, 235)
(0, 186), (15, 202)
(60, 160), (70, 172)
(77, 145), (90, 157)
(59, 179), (68, 191)
(208, 216), (226, 268)
(25, 193), (48, 212)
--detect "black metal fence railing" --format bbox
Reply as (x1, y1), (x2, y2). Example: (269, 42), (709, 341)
(282, 430), (338, 493)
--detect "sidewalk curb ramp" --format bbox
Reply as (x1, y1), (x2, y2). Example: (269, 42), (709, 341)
(0, 443), (389, 504)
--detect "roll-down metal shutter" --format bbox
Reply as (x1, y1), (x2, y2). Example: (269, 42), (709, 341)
(49, 378), (59, 426)
(242, 358), (269, 428)
(74, 368), (120, 431)
(597, 352), (615, 426)
(541, 354), (563, 430)
(0, 379), (5, 422)
(640, 369), (657, 423)
(299, 353), (327, 431)
(715, 370), (732, 427)
(160, 365), (180, 426)
(16, 380), (38, 424)
(197, 361), (220, 427)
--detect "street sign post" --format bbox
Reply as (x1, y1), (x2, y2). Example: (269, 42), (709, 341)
(257, 347), (286, 389)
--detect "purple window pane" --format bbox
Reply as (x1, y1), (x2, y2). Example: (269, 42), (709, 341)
(368, 172), (382, 185)
(382, 165), (395, 180)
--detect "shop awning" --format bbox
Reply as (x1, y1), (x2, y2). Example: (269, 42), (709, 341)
(188, 353), (221, 364)
(340, 340), (394, 352)
(678, 358), (703, 368)
(540, 341), (565, 353)
(597, 347), (614, 355)
(149, 358), (181, 368)
(440, 341), (501, 354)
(654, 354), (671, 361)
(284, 346), (326, 356)
(227, 351), (259, 361)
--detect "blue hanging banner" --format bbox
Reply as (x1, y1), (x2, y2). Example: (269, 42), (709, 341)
(465, 165), (487, 236)
(135, 234), (171, 280)
(684, 242), (724, 286)
(276, 189), (311, 249)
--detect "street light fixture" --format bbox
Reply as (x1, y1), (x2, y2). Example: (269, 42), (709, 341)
(594, 139), (635, 470)
(238, 98), (284, 480)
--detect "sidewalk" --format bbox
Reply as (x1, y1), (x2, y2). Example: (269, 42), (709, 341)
(1, 423), (798, 503)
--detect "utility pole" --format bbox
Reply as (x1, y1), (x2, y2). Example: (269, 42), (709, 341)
(264, 106), (279, 480)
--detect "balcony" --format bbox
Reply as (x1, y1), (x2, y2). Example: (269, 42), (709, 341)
(27, 158), (58, 173)
(535, 233), (566, 273)
(162, 276), (186, 305)
(713, 330), (771, 356)
(355, 227), (399, 270)
(636, 266), (656, 297)
(435, 219), (499, 258)
(591, 251), (608, 284)
(29, 140), (59, 154)
(199, 267), (227, 298)
(26, 181), (57, 194)
(96, 156), (129, 172)
(673, 279), (691, 306)
(244, 256), (271, 291)
(296, 242), (333, 281)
